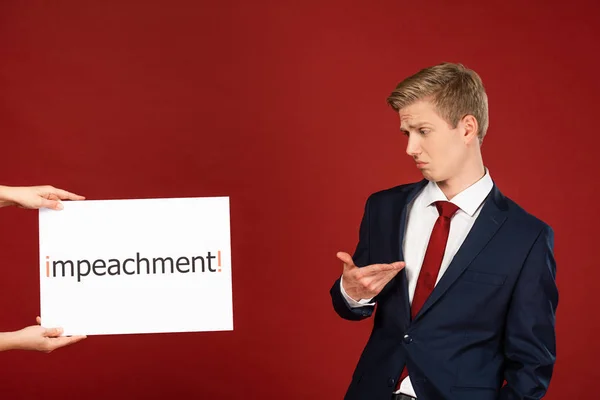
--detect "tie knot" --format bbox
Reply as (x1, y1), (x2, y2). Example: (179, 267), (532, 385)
(435, 201), (459, 218)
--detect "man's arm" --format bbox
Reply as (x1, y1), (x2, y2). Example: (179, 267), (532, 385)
(331, 196), (374, 320)
(499, 226), (558, 399)
(0, 317), (86, 352)
(330, 196), (404, 320)
(0, 185), (85, 210)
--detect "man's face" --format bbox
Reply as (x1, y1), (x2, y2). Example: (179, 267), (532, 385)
(399, 100), (467, 183)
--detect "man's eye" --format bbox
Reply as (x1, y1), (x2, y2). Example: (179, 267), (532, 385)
(419, 129), (429, 135)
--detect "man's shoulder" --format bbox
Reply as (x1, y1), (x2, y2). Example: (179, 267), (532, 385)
(499, 191), (553, 234)
(368, 180), (427, 202)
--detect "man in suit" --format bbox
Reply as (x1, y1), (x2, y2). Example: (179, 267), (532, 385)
(330, 63), (558, 400)
(0, 184), (87, 352)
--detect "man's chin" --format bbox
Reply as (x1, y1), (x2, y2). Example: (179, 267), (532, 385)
(419, 170), (434, 181)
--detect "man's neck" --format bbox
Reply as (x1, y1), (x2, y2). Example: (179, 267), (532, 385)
(437, 163), (486, 200)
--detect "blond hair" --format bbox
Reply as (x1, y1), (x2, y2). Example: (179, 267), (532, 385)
(387, 62), (489, 143)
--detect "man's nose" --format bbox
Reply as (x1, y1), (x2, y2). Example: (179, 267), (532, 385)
(406, 134), (421, 157)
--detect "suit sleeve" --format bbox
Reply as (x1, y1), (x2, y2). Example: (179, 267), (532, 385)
(499, 225), (558, 399)
(330, 195), (376, 321)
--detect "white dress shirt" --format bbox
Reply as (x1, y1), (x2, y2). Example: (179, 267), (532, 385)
(340, 169), (494, 398)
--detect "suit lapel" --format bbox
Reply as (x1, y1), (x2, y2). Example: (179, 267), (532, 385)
(412, 184), (509, 323)
(395, 180), (429, 322)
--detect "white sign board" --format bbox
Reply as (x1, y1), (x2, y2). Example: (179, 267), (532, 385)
(38, 197), (233, 336)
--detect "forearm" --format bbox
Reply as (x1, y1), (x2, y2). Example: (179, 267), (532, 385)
(0, 185), (16, 208)
(0, 331), (18, 351)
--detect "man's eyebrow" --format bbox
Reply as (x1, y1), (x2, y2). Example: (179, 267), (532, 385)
(400, 122), (432, 130)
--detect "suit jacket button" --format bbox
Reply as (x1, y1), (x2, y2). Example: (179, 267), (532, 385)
(387, 377), (395, 387)
(403, 334), (412, 344)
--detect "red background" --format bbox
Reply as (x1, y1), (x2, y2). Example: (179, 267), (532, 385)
(0, 0), (598, 398)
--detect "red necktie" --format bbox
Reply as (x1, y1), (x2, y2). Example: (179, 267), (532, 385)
(396, 200), (460, 391)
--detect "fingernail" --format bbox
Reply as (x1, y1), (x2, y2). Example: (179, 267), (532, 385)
(56, 203), (64, 210)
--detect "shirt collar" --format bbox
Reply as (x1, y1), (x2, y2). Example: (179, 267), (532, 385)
(420, 168), (494, 217)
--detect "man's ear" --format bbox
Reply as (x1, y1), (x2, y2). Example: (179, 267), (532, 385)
(461, 114), (479, 144)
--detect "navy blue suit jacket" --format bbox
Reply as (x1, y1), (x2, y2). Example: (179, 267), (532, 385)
(330, 180), (558, 400)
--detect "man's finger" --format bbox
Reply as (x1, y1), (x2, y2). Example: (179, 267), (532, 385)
(390, 261), (405, 270)
(337, 252), (356, 269)
(47, 335), (87, 351)
(43, 327), (63, 338)
(360, 261), (405, 276)
(36, 316), (41, 325)
(371, 267), (404, 287)
(53, 188), (85, 201)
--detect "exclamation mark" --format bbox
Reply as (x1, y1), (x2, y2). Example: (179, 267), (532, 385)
(46, 256), (49, 277)
(218, 251), (222, 272)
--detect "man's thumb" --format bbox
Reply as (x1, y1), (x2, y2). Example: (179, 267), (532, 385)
(40, 198), (63, 210)
(337, 252), (355, 270)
